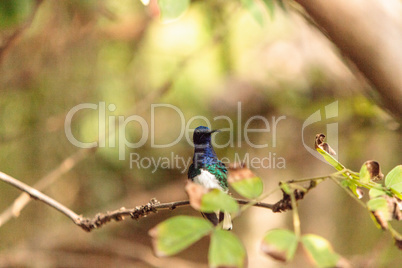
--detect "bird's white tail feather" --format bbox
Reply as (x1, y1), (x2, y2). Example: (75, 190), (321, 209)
(222, 212), (232, 230)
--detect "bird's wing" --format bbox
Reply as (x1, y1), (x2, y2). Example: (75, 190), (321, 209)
(188, 163), (201, 179)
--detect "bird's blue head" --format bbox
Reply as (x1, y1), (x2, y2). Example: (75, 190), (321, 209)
(193, 126), (219, 148)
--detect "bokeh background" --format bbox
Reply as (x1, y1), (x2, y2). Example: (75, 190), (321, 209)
(0, 0), (401, 267)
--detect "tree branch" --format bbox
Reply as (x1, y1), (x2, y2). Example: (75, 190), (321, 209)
(0, 171), (82, 225)
(294, 0), (402, 119)
(0, 171), (274, 232)
(0, 149), (93, 226)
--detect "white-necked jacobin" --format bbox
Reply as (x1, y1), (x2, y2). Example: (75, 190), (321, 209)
(187, 126), (232, 230)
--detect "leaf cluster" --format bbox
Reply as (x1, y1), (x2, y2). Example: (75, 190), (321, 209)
(149, 135), (402, 267)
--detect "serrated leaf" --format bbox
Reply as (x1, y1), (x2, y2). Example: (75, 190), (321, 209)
(209, 229), (247, 268)
(385, 165), (402, 194)
(149, 216), (213, 256)
(157, 0), (190, 22)
(316, 148), (345, 171)
(201, 189), (239, 213)
(241, 0), (265, 26)
(301, 234), (340, 267)
(231, 176), (263, 199)
(261, 229), (298, 262)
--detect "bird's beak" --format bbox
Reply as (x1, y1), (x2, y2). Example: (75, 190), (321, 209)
(210, 129), (220, 134)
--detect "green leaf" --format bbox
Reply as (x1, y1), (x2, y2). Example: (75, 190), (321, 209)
(280, 182), (291, 194)
(367, 197), (392, 221)
(149, 216), (213, 256)
(367, 197), (393, 229)
(157, 0), (190, 22)
(261, 229), (298, 262)
(209, 229), (247, 268)
(230, 176), (263, 199)
(359, 161), (384, 182)
(359, 163), (371, 183)
(301, 234), (340, 267)
(241, 0), (265, 26)
(369, 187), (387, 199)
(340, 179), (349, 188)
(201, 189), (239, 213)
(316, 148), (345, 171)
(341, 179), (363, 199)
(262, 0), (275, 18)
(385, 165), (402, 194)
(390, 188), (402, 200)
(367, 197), (388, 211)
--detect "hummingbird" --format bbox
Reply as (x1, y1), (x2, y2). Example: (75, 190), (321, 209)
(187, 126), (232, 230)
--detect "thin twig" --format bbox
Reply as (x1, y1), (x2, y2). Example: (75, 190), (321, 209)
(0, 171), (81, 225)
(286, 169), (346, 184)
(329, 176), (367, 208)
(289, 184), (301, 238)
(238, 188), (280, 215)
(0, 171), (274, 232)
(0, 149), (93, 225)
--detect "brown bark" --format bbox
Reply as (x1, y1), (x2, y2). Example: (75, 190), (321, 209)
(295, 0), (402, 119)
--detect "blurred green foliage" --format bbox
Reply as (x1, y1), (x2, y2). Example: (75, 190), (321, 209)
(0, 0), (33, 28)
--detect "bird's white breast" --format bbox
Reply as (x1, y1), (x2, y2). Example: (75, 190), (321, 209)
(193, 169), (225, 192)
